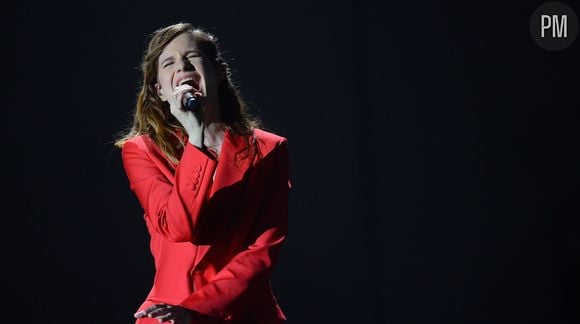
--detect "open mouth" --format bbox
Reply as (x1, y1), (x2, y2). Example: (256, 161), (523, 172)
(175, 74), (201, 92)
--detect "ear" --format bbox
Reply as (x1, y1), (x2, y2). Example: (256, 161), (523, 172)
(155, 83), (167, 102)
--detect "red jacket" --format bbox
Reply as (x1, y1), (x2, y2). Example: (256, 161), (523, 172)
(121, 128), (290, 323)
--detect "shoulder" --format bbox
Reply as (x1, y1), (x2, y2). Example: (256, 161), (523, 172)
(122, 134), (155, 151)
(253, 128), (289, 151)
(251, 128), (290, 168)
(120, 134), (162, 159)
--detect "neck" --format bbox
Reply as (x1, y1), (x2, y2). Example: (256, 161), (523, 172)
(204, 122), (225, 148)
(200, 96), (225, 149)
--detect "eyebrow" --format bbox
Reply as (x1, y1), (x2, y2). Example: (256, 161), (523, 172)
(160, 56), (173, 65)
(160, 50), (202, 65)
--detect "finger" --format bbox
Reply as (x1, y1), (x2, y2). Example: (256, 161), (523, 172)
(173, 84), (194, 95)
(173, 85), (194, 102)
(147, 303), (167, 312)
(156, 311), (174, 322)
(168, 86), (195, 111)
(135, 304), (168, 318)
(134, 310), (147, 318)
(148, 306), (171, 318)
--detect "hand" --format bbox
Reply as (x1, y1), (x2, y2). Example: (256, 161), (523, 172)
(166, 84), (205, 148)
(134, 303), (193, 323)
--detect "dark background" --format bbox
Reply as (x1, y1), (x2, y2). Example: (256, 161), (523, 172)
(3, 0), (579, 323)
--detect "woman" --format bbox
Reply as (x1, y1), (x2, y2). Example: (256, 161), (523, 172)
(114, 22), (290, 324)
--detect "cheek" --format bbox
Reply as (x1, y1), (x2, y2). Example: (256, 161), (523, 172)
(158, 71), (172, 89)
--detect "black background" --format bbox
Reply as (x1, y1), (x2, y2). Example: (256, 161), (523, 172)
(3, 1), (579, 323)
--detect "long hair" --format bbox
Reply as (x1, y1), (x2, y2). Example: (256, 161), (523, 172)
(114, 23), (262, 164)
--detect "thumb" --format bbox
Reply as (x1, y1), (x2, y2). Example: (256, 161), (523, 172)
(133, 310), (146, 318)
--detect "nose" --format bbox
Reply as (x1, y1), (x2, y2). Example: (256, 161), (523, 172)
(175, 55), (195, 72)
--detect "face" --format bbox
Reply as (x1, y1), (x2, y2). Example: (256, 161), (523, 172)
(155, 32), (224, 105)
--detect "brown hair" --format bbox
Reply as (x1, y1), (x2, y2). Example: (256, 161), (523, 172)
(114, 22), (262, 163)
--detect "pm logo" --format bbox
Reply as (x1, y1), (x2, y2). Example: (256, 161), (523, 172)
(541, 14), (568, 38)
(530, 1), (578, 51)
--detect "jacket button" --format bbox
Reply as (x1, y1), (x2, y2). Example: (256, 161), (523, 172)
(195, 165), (202, 172)
(192, 179), (199, 185)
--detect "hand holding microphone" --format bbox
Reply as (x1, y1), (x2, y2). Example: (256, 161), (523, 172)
(169, 83), (202, 113)
(166, 83), (205, 148)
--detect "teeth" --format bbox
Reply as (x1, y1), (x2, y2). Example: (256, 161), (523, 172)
(178, 77), (194, 86)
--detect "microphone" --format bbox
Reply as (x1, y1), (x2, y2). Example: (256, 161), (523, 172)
(183, 92), (200, 111)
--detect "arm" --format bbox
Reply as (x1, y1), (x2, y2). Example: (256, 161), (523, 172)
(122, 139), (217, 242)
(178, 138), (291, 319)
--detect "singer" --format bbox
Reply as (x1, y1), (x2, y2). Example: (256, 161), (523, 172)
(114, 22), (290, 324)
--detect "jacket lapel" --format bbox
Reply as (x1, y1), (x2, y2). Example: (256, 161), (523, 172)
(193, 129), (256, 271)
(209, 129), (254, 199)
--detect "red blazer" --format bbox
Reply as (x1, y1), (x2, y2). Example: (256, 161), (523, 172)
(121, 128), (290, 323)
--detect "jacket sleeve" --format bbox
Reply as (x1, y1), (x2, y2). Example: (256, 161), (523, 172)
(178, 138), (291, 319)
(121, 140), (218, 242)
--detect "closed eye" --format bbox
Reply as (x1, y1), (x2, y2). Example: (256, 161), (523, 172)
(187, 54), (201, 61)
